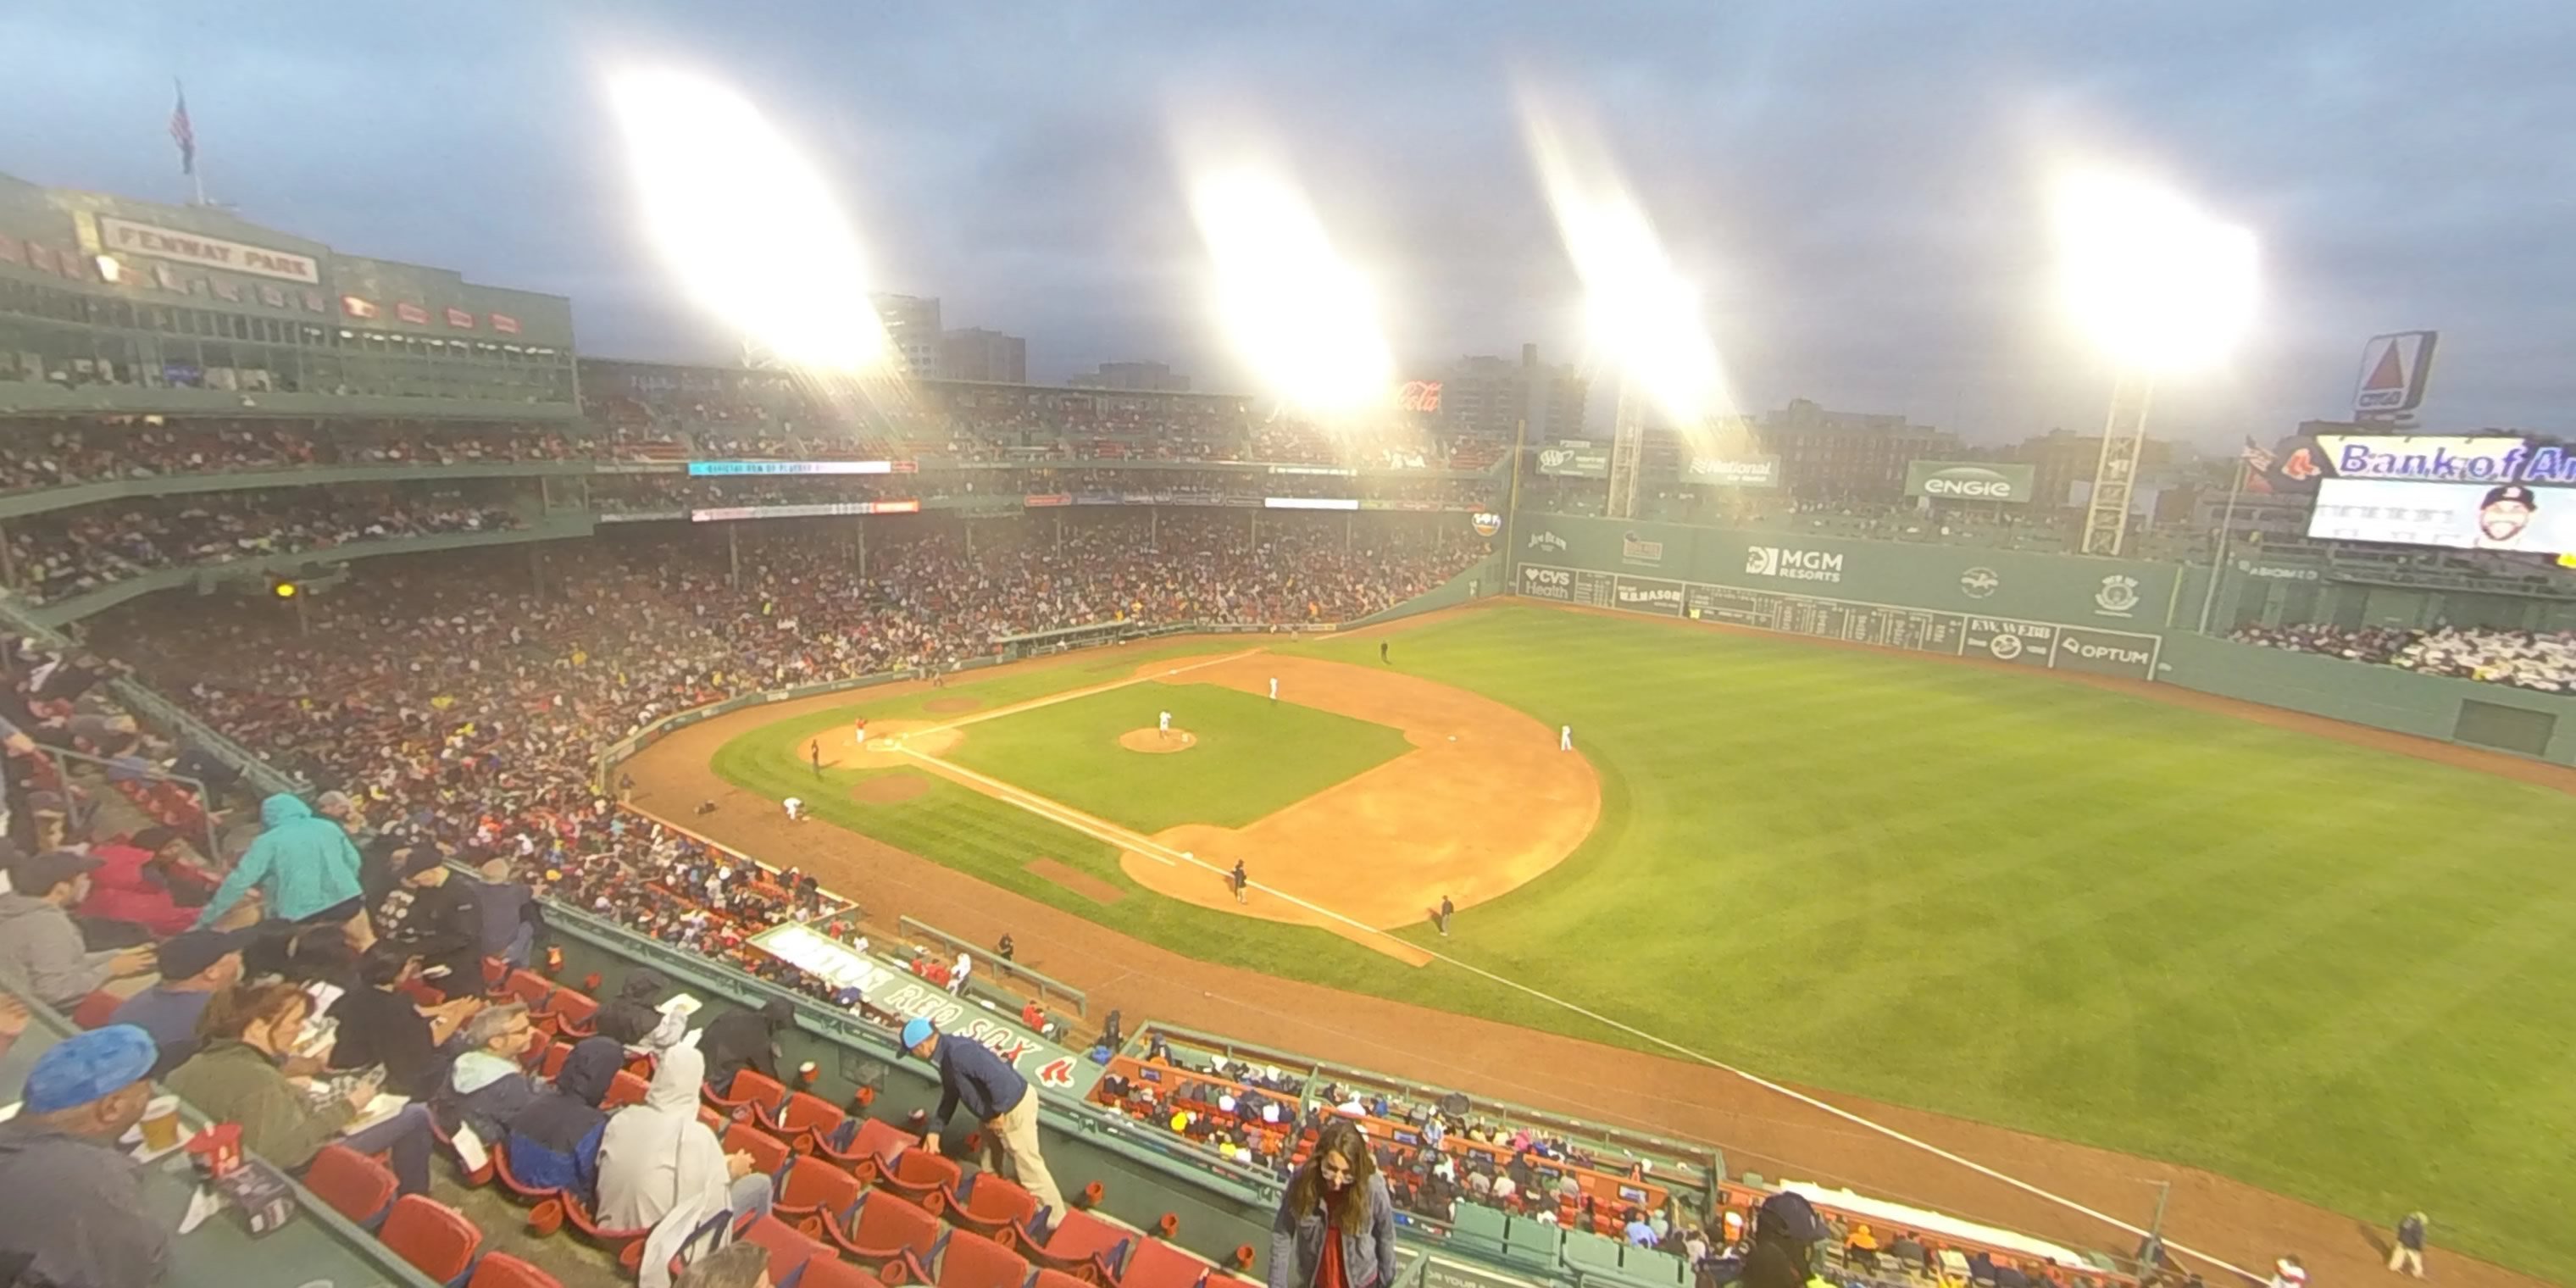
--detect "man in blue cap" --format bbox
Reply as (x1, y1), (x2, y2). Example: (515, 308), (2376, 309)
(0, 1024), (170, 1287)
(903, 1016), (1064, 1217)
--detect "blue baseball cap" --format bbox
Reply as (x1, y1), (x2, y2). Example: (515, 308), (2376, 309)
(22, 1024), (158, 1113)
(900, 1018), (934, 1052)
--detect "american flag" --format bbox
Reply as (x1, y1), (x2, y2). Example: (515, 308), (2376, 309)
(2240, 437), (2274, 471)
(169, 81), (196, 175)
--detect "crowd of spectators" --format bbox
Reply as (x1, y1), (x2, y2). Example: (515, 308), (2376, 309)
(2232, 623), (2576, 693)
(0, 418), (589, 490)
(62, 513), (1475, 991)
(6, 487), (524, 602)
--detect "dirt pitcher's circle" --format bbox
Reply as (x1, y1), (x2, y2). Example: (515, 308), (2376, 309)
(1119, 728), (1197, 754)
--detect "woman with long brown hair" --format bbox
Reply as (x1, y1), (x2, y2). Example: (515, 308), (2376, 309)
(1269, 1118), (1399, 1288)
(164, 980), (436, 1195)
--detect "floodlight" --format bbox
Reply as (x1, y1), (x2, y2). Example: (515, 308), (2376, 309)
(1185, 164), (1395, 418)
(606, 68), (893, 375)
(2051, 169), (2257, 375)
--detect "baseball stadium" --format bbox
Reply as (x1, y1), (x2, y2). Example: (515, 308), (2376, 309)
(2, 63), (2574, 1288)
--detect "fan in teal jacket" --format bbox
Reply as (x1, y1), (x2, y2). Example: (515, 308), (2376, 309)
(193, 795), (364, 929)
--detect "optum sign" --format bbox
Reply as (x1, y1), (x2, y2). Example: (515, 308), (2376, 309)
(1905, 461), (2035, 502)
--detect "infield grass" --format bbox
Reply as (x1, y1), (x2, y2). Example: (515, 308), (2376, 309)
(941, 681), (1410, 831)
(715, 606), (2576, 1280)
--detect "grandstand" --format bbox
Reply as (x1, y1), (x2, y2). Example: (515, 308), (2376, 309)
(4, 155), (2575, 1288)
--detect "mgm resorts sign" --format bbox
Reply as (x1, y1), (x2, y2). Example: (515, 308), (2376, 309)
(1905, 461), (2035, 502)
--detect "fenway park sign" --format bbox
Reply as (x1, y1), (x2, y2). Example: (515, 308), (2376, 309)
(97, 216), (321, 284)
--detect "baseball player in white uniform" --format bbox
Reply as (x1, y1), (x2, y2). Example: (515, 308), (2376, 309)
(783, 796), (805, 822)
(1269, 677), (1279, 703)
(1158, 710), (1172, 736)
(1559, 725), (1573, 752)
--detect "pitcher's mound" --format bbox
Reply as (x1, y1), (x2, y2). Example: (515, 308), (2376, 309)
(852, 774), (929, 804)
(1119, 728), (1196, 754)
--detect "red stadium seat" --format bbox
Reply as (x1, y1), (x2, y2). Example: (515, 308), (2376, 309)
(466, 1252), (564, 1288)
(602, 1069), (651, 1109)
(1121, 1240), (1213, 1288)
(708, 1068), (791, 1121)
(772, 1088), (848, 1146)
(490, 1141), (562, 1204)
(305, 1144), (399, 1230)
(500, 969), (554, 1009)
(536, 988), (597, 1038)
(779, 1153), (866, 1228)
(1033, 1269), (1099, 1288)
(739, 1213), (837, 1285)
(380, 1194), (484, 1288)
(817, 1117), (915, 1180)
(1022, 1210), (1132, 1285)
(923, 1229), (1031, 1288)
(827, 1191), (944, 1274)
(943, 1172), (1041, 1241)
(876, 1147), (963, 1208)
(724, 1120), (795, 1177)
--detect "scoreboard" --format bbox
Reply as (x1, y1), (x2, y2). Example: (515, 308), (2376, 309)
(1516, 563), (2160, 680)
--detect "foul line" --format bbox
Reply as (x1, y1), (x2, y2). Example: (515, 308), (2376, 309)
(913, 649), (1262, 735)
(887, 662), (2255, 1281)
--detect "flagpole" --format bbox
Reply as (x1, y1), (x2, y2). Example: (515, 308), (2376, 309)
(2196, 458), (2248, 636)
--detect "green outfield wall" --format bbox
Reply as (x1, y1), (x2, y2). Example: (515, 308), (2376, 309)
(1514, 514), (2576, 766)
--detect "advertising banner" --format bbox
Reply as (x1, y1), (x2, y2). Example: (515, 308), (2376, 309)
(688, 460), (908, 476)
(1682, 456), (1779, 488)
(2307, 477), (2576, 552)
(689, 500), (921, 522)
(1904, 461), (2036, 502)
(1536, 445), (1612, 478)
(2310, 434), (2576, 486)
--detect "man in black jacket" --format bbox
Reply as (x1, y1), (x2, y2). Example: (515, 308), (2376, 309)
(375, 848), (484, 999)
(699, 997), (793, 1093)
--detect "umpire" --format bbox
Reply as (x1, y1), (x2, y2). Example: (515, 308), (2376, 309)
(903, 1018), (1065, 1217)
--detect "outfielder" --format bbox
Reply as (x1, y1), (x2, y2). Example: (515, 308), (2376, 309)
(1559, 724), (1573, 752)
(783, 796), (805, 822)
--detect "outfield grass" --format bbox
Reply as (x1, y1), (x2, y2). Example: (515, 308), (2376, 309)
(940, 681), (1409, 831)
(714, 608), (2576, 1280)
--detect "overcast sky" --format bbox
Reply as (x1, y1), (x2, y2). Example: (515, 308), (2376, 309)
(4, 1), (2573, 447)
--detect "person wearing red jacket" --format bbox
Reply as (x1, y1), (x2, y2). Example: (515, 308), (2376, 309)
(77, 828), (214, 940)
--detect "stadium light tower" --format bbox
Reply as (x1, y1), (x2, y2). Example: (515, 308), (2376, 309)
(2050, 169), (2257, 556)
(1522, 104), (1734, 520)
(1185, 164), (1396, 421)
(607, 69), (898, 378)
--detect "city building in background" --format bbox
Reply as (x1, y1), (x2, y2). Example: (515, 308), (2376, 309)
(941, 327), (1026, 384)
(1434, 343), (1587, 441)
(869, 292), (942, 378)
(1070, 360), (1191, 392)
(1763, 398), (1961, 501)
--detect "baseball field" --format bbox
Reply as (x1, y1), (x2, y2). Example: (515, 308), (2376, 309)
(696, 603), (2576, 1282)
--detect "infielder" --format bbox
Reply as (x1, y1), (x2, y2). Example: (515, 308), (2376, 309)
(1559, 724), (1573, 752)
(1158, 710), (1172, 737)
(783, 796), (805, 822)
(854, 716), (870, 745)
(1268, 677), (1279, 703)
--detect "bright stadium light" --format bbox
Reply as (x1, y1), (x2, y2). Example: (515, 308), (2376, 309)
(606, 68), (895, 375)
(2050, 169), (2257, 375)
(1521, 107), (1733, 431)
(2046, 167), (2259, 558)
(1185, 164), (1396, 419)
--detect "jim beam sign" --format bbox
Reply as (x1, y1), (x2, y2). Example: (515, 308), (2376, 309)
(97, 216), (321, 285)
